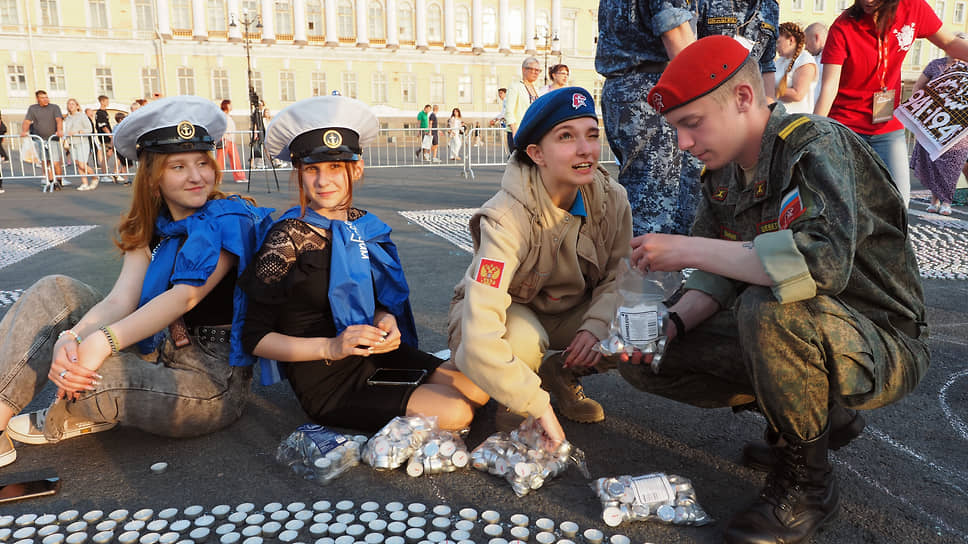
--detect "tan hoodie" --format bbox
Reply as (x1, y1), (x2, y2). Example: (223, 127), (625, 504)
(448, 157), (632, 417)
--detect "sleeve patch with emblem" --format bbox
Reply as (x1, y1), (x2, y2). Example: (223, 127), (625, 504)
(778, 187), (806, 229)
(475, 258), (505, 288)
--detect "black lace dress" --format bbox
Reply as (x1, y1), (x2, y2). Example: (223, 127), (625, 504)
(240, 211), (443, 431)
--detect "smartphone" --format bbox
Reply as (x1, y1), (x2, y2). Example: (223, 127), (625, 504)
(366, 368), (428, 386)
(0, 476), (60, 504)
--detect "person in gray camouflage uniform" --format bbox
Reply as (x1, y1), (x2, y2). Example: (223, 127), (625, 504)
(620, 37), (929, 544)
(595, 0), (700, 236)
(696, 0), (779, 97)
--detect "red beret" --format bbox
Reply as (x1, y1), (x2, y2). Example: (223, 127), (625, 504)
(647, 36), (751, 114)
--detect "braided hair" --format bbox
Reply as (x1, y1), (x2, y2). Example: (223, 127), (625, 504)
(778, 22), (806, 96)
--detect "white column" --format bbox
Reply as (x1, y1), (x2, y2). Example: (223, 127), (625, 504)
(293, 0), (308, 43)
(355, 0), (368, 46)
(386, 0), (399, 48)
(471, 0), (482, 53)
(227, 0), (242, 41)
(157, 0), (172, 37)
(551, 0), (561, 53)
(444, 0), (455, 50)
(192, 0), (208, 39)
(525, 0), (535, 54)
(415, 0), (427, 49)
(261, 0), (276, 42)
(498, 0), (509, 53)
(325, 0), (339, 45)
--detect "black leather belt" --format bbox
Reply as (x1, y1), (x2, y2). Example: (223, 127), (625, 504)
(191, 326), (231, 344)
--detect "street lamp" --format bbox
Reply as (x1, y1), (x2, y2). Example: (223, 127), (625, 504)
(534, 27), (560, 86)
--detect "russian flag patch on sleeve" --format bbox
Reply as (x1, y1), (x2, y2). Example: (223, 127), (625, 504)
(475, 258), (505, 288)
(778, 186), (805, 230)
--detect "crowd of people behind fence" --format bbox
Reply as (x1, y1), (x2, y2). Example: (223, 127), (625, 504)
(0, 0), (965, 541)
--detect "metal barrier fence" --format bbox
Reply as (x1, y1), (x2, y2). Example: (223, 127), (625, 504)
(1, 127), (617, 194)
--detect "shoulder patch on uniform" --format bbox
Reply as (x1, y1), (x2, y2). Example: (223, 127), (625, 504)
(778, 116), (812, 140)
(720, 226), (739, 240)
(711, 186), (729, 201)
(761, 22), (776, 31)
(778, 187), (806, 229)
(475, 258), (505, 288)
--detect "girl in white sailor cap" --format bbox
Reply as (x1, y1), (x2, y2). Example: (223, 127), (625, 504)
(0, 96), (273, 467)
(240, 96), (488, 431)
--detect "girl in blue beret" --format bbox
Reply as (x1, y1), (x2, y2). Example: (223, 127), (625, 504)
(447, 87), (633, 444)
(240, 96), (487, 432)
(0, 96), (273, 468)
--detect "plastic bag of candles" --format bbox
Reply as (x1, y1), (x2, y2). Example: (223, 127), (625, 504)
(592, 473), (713, 527)
(274, 424), (364, 484)
(405, 429), (471, 477)
(362, 415), (437, 470)
(595, 260), (682, 374)
(470, 417), (589, 496)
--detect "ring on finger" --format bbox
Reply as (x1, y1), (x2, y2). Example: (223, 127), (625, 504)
(59, 370), (69, 378)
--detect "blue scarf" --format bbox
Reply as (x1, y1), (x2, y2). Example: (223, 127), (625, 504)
(278, 206), (418, 348)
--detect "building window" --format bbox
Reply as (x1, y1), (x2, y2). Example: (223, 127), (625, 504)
(910, 40), (923, 69)
(96, 67), (114, 98)
(935, 0), (945, 17)
(427, 3), (442, 42)
(280, 71), (296, 101)
(341, 72), (358, 98)
(0, 0), (19, 24)
(7, 64), (27, 94)
(275, 0), (293, 35)
(955, 1), (966, 22)
(338, 0), (354, 39)
(456, 4), (469, 44)
(89, 0), (108, 27)
(398, 2), (414, 42)
(177, 66), (195, 95)
(488, 76), (505, 106)
(142, 67), (161, 98)
(401, 74), (416, 103)
(836, 0), (848, 10)
(509, 8), (523, 46)
(430, 75), (444, 103)
(483, 7), (496, 45)
(457, 75), (472, 104)
(47, 66), (67, 92)
(311, 71), (326, 95)
(135, 0), (154, 29)
(307, 0), (323, 37)
(212, 68), (230, 100)
(208, 0), (227, 32)
(40, 0), (58, 26)
(171, 0), (192, 30)
(813, 0), (825, 10)
(791, 0), (803, 10)
(372, 72), (387, 103)
(251, 71), (263, 98)
(369, 1), (385, 40)
(536, 10), (549, 44)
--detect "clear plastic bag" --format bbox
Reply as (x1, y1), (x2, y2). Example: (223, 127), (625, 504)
(405, 429), (470, 477)
(596, 259), (682, 373)
(592, 473), (713, 527)
(470, 417), (589, 497)
(361, 415), (437, 470)
(274, 424), (363, 484)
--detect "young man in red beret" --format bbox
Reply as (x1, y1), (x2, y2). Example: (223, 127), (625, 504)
(619, 36), (928, 544)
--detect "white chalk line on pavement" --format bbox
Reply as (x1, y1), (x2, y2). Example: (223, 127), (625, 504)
(940, 369), (968, 443)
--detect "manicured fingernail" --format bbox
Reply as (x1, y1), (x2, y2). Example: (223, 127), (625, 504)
(367, 347), (374, 353)
(95, 373), (103, 380)
(91, 380), (100, 386)
(381, 330), (388, 336)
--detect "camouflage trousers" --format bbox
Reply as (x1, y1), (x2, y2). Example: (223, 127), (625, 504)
(601, 72), (702, 236)
(618, 286), (930, 441)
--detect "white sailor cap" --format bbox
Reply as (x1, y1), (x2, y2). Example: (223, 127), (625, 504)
(265, 96), (379, 163)
(112, 96), (226, 161)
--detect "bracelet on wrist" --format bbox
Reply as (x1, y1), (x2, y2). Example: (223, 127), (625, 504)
(57, 329), (82, 344)
(99, 325), (120, 355)
(667, 311), (686, 340)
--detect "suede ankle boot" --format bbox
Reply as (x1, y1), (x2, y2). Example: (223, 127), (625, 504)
(725, 426), (839, 544)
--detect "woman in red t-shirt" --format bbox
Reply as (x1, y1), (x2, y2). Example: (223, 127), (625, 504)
(815, 0), (968, 207)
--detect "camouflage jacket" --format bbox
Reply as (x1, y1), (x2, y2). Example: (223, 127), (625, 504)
(695, 0), (778, 74)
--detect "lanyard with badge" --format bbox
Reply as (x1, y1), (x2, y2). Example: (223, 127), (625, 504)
(872, 33), (895, 124)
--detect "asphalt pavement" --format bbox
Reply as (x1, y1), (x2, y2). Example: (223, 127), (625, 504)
(0, 166), (966, 544)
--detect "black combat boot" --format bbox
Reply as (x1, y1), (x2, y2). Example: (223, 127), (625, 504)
(741, 404), (865, 471)
(724, 426), (839, 544)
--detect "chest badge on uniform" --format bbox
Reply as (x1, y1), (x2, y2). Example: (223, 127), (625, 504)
(712, 186), (729, 201)
(720, 226), (739, 240)
(757, 220), (779, 234)
(753, 180), (767, 199)
(778, 186), (806, 229)
(475, 258), (505, 288)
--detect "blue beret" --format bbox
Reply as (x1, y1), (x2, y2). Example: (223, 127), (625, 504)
(514, 87), (597, 150)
